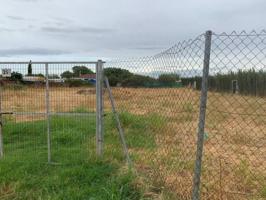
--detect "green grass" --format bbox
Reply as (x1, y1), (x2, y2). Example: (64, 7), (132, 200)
(71, 106), (94, 113)
(0, 113), (152, 200)
(0, 158), (140, 200)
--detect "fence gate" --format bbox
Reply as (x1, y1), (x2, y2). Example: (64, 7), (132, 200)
(0, 61), (103, 164)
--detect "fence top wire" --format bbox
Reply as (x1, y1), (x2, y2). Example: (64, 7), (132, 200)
(153, 33), (205, 58)
(213, 29), (266, 36)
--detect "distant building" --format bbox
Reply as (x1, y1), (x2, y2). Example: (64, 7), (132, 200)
(79, 74), (96, 84)
(49, 78), (64, 83)
(22, 76), (45, 82)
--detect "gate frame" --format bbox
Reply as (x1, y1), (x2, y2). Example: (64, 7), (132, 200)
(0, 61), (104, 161)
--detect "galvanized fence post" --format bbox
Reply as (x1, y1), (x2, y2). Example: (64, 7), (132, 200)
(96, 60), (104, 156)
(192, 30), (212, 200)
(45, 63), (51, 163)
(0, 85), (3, 158)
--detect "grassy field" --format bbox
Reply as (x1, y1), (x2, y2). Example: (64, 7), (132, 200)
(1, 86), (266, 199)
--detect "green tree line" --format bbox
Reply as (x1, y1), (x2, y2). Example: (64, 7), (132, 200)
(181, 69), (266, 96)
(104, 68), (181, 87)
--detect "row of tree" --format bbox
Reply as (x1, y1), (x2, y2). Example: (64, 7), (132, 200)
(181, 69), (266, 97)
(103, 68), (180, 87)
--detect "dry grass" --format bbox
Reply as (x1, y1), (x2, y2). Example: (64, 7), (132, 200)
(108, 87), (266, 199)
(2, 87), (96, 113)
(2, 86), (266, 199)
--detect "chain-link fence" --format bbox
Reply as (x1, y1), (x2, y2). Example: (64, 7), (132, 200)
(104, 30), (266, 199)
(0, 30), (266, 199)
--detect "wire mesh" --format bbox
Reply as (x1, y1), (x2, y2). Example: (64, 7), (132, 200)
(104, 30), (266, 199)
(0, 62), (97, 164)
(104, 34), (206, 199)
(0, 63), (47, 161)
(201, 30), (266, 200)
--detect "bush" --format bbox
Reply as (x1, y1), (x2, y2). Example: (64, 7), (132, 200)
(10, 72), (23, 82)
(121, 74), (157, 87)
(25, 73), (44, 77)
(104, 68), (133, 86)
(61, 66), (94, 78)
(104, 68), (182, 88)
(3, 84), (26, 90)
(158, 73), (179, 83)
(65, 79), (92, 87)
(61, 71), (74, 79)
(72, 66), (94, 77)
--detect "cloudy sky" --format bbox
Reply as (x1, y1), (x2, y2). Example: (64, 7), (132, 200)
(0, 0), (265, 61)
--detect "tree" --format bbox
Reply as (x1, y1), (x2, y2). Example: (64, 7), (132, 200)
(28, 60), (32, 75)
(36, 73), (44, 77)
(48, 74), (60, 79)
(72, 66), (94, 77)
(10, 72), (23, 82)
(121, 74), (157, 87)
(104, 68), (133, 86)
(61, 71), (74, 79)
(60, 66), (93, 79)
(158, 73), (179, 83)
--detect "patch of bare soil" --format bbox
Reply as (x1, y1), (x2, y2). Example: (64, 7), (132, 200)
(77, 88), (96, 95)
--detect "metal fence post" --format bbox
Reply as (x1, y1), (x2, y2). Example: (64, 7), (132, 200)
(192, 30), (212, 200)
(45, 63), (51, 163)
(0, 85), (3, 158)
(96, 60), (104, 156)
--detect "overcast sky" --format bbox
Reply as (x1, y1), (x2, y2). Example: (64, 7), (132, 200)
(0, 0), (265, 61)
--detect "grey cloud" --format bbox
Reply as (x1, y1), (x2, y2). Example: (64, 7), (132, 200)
(13, 0), (42, 2)
(52, 17), (73, 23)
(7, 16), (25, 21)
(208, 0), (266, 20)
(43, 17), (73, 27)
(132, 45), (168, 50)
(0, 28), (14, 32)
(1, 0), (266, 59)
(0, 48), (70, 56)
(41, 26), (114, 34)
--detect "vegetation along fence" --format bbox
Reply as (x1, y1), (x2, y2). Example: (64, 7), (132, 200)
(1, 30), (266, 200)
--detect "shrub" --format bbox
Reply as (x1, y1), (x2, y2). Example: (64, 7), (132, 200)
(3, 84), (25, 90)
(158, 73), (179, 83)
(72, 66), (94, 77)
(121, 74), (157, 87)
(65, 79), (92, 87)
(61, 66), (94, 78)
(10, 72), (23, 82)
(104, 68), (133, 86)
(61, 71), (74, 79)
